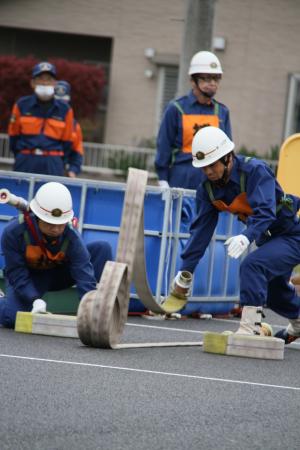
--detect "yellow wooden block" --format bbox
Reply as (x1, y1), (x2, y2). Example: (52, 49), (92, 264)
(203, 332), (229, 354)
(15, 312), (33, 333)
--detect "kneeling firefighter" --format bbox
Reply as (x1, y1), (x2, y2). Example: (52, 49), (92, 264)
(172, 126), (300, 342)
(0, 182), (112, 328)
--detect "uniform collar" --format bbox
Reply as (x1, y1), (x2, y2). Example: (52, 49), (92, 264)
(187, 90), (214, 107)
(32, 94), (64, 112)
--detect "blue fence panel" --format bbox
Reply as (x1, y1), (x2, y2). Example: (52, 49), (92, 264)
(144, 192), (165, 231)
(0, 171), (242, 316)
(84, 186), (124, 227)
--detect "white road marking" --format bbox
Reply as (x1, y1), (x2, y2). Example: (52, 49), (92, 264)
(0, 353), (299, 391)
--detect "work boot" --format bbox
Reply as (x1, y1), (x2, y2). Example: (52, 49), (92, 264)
(275, 318), (300, 344)
(235, 306), (273, 336)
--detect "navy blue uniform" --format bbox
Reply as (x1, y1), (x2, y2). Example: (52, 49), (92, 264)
(0, 214), (112, 327)
(180, 155), (300, 319)
(155, 90), (232, 189)
(8, 95), (82, 176)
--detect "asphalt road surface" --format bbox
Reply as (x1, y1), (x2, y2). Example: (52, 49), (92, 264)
(0, 310), (299, 450)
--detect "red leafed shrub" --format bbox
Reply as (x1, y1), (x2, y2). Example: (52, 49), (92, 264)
(0, 55), (105, 132)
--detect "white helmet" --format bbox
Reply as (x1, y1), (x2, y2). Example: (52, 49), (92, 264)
(30, 182), (74, 225)
(192, 126), (234, 168)
(188, 51), (223, 75)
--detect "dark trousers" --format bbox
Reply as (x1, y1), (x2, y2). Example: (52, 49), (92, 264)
(0, 241), (112, 328)
(240, 233), (300, 319)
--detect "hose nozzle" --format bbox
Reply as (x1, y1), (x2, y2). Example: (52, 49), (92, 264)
(170, 270), (193, 298)
(0, 188), (29, 212)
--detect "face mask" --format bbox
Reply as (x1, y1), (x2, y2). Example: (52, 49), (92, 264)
(34, 85), (55, 100)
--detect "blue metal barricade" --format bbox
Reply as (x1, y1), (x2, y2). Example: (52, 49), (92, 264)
(0, 170), (243, 315)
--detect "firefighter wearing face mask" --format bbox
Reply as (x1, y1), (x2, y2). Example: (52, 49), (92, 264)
(0, 182), (112, 328)
(173, 126), (300, 342)
(8, 62), (82, 177)
(155, 51), (232, 190)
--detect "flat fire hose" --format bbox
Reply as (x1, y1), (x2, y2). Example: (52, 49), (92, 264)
(77, 168), (195, 349)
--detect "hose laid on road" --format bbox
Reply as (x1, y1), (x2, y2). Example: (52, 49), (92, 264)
(77, 168), (191, 348)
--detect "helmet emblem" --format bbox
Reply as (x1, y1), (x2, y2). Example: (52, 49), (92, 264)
(51, 208), (63, 217)
(210, 62), (218, 68)
(195, 151), (205, 160)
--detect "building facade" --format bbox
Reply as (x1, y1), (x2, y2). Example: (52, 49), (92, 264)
(0, 0), (300, 155)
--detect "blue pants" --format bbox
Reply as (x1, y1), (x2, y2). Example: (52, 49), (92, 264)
(14, 154), (65, 176)
(168, 162), (202, 228)
(0, 241), (112, 328)
(169, 161), (204, 190)
(240, 233), (300, 319)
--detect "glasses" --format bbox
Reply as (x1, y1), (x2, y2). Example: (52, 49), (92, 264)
(196, 75), (222, 83)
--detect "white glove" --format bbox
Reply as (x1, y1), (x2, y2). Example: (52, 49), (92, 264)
(158, 180), (169, 189)
(31, 299), (47, 314)
(225, 234), (250, 259)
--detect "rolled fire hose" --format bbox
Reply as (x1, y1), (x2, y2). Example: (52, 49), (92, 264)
(77, 168), (192, 348)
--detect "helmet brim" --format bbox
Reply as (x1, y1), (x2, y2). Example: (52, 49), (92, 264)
(192, 142), (235, 168)
(189, 67), (223, 75)
(30, 198), (74, 225)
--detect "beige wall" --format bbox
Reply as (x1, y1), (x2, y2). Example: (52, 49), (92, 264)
(0, 0), (184, 146)
(214, 0), (300, 154)
(1, 0), (300, 154)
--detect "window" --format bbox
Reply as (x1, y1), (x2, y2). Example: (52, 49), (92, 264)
(284, 73), (300, 139)
(155, 65), (179, 133)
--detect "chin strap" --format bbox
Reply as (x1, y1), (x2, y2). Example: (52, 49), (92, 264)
(212, 153), (233, 187)
(199, 88), (214, 99)
(192, 75), (215, 99)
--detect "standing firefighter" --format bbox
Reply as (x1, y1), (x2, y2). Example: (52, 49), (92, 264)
(54, 80), (84, 177)
(0, 182), (112, 328)
(155, 51), (232, 190)
(8, 62), (82, 177)
(173, 126), (300, 341)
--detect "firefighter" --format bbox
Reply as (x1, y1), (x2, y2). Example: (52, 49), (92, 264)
(155, 51), (232, 190)
(173, 126), (300, 339)
(0, 182), (112, 328)
(8, 62), (82, 177)
(54, 80), (84, 176)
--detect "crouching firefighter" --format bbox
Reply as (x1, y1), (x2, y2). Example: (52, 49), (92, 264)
(0, 182), (112, 328)
(171, 126), (300, 342)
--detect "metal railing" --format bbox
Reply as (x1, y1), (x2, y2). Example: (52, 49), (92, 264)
(0, 133), (157, 179)
(0, 133), (278, 177)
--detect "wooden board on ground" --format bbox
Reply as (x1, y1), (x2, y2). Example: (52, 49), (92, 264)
(15, 312), (202, 348)
(203, 331), (284, 360)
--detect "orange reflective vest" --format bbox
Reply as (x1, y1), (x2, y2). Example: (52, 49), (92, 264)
(19, 214), (70, 270)
(173, 100), (220, 153)
(205, 169), (253, 223)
